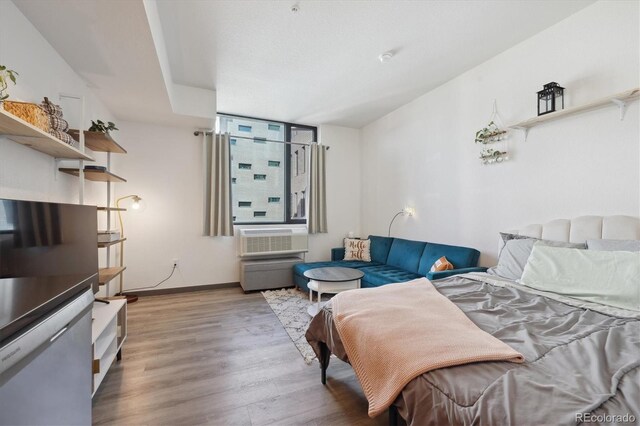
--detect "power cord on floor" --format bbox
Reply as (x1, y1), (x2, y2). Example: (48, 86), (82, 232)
(124, 264), (177, 292)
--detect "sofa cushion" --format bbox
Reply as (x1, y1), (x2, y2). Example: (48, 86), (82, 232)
(344, 238), (371, 261)
(418, 242), (480, 276)
(430, 256), (454, 272)
(368, 235), (394, 264)
(385, 238), (427, 274)
(359, 265), (423, 287)
(293, 260), (381, 277)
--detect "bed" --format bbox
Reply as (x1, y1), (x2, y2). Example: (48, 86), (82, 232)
(305, 215), (640, 425)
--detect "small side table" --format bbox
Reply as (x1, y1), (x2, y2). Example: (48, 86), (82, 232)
(303, 267), (364, 316)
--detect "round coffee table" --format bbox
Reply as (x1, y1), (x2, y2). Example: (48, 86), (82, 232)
(304, 267), (364, 316)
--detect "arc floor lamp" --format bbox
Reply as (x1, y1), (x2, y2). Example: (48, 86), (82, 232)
(116, 194), (142, 304)
(388, 207), (415, 236)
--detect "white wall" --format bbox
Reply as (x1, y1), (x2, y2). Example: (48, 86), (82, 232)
(0, 0), (361, 292)
(307, 125), (361, 261)
(115, 122), (360, 290)
(0, 0), (114, 206)
(360, 0), (639, 266)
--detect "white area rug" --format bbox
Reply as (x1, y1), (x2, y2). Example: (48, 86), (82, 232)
(262, 288), (323, 364)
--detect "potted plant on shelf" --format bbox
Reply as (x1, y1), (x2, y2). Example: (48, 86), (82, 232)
(89, 119), (119, 134)
(0, 65), (19, 102)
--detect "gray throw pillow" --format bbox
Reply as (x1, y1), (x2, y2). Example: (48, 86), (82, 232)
(499, 232), (532, 243)
(587, 239), (640, 252)
(488, 238), (536, 280)
(488, 237), (586, 280)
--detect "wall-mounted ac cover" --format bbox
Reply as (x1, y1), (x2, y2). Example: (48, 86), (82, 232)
(238, 228), (308, 258)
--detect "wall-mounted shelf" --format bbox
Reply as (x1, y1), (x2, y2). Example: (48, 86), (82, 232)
(99, 266), (127, 285)
(98, 238), (127, 248)
(509, 87), (639, 140)
(0, 108), (94, 160)
(68, 129), (127, 154)
(59, 168), (127, 183)
(97, 206), (126, 212)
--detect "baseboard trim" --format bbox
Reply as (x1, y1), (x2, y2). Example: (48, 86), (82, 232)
(127, 282), (240, 297)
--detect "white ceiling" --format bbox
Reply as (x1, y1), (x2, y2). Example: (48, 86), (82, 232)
(15, 0), (595, 129)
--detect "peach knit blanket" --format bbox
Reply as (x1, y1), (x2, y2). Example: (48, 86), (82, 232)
(332, 277), (525, 418)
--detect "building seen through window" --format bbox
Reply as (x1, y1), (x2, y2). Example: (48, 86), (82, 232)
(219, 114), (316, 224)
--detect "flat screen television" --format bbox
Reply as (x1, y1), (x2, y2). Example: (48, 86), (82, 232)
(0, 198), (99, 293)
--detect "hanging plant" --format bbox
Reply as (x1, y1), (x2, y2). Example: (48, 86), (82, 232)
(0, 65), (19, 101)
(89, 119), (119, 133)
(480, 148), (508, 165)
(475, 121), (507, 144)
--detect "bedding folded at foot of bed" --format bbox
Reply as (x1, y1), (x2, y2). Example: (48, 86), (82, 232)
(331, 277), (524, 418)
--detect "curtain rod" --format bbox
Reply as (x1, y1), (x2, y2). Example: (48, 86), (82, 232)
(193, 131), (329, 150)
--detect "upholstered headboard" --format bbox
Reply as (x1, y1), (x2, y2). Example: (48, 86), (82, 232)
(509, 215), (640, 243)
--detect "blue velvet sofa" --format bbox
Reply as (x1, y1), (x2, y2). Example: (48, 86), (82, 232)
(293, 235), (485, 292)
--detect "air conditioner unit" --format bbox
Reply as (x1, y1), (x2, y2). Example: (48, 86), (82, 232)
(239, 228), (308, 258)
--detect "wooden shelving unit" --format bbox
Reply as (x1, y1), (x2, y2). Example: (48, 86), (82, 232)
(68, 129), (127, 153)
(99, 266), (127, 285)
(509, 88), (639, 140)
(59, 168), (127, 183)
(0, 108), (94, 160)
(79, 128), (129, 397)
(97, 237), (127, 248)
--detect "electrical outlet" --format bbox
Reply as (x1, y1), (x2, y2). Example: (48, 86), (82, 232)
(172, 258), (179, 268)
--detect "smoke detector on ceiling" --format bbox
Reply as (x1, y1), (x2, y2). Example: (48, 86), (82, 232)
(378, 51), (394, 63)
(291, 4), (299, 13)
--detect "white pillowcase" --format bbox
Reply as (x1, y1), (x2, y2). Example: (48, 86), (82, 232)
(587, 239), (640, 252)
(520, 243), (640, 312)
(343, 238), (371, 262)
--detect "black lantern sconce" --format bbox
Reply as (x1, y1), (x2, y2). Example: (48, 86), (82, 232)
(537, 82), (565, 116)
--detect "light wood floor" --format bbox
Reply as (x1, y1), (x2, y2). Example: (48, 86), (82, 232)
(92, 287), (387, 426)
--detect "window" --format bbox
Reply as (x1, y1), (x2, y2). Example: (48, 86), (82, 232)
(230, 138), (237, 145)
(232, 177), (236, 183)
(238, 201), (251, 207)
(219, 114), (317, 224)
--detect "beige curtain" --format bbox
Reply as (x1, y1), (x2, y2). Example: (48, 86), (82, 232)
(204, 132), (234, 236)
(308, 143), (328, 234)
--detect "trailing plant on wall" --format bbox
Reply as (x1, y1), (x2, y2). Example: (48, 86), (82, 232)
(480, 148), (508, 165)
(475, 121), (507, 144)
(475, 101), (510, 165)
(89, 119), (119, 133)
(0, 65), (19, 101)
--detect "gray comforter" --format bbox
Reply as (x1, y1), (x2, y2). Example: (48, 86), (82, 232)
(305, 275), (640, 425)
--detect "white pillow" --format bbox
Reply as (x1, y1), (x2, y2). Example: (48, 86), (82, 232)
(520, 243), (640, 312)
(587, 239), (640, 252)
(343, 238), (371, 262)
